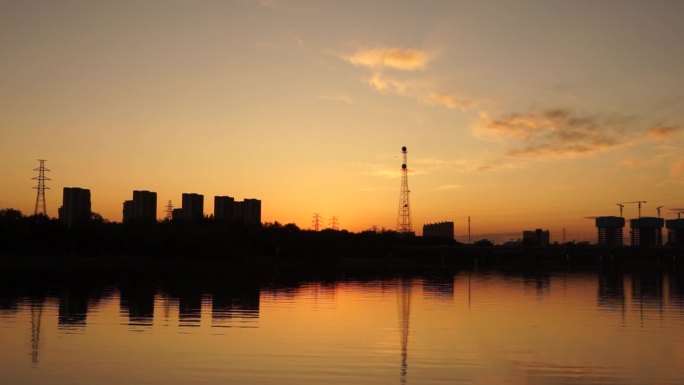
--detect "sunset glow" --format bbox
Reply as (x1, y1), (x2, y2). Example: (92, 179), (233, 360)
(1, 1), (683, 241)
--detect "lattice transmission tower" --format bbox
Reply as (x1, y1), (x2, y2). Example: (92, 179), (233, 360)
(312, 213), (323, 231)
(329, 216), (339, 231)
(32, 159), (50, 216)
(396, 146), (412, 234)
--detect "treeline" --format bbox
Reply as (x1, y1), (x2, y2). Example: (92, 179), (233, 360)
(0, 209), (458, 258)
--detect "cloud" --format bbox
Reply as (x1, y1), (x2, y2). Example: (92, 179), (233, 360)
(422, 92), (476, 111)
(317, 94), (353, 104)
(345, 48), (430, 71)
(366, 72), (477, 110)
(474, 108), (634, 159)
(672, 159), (684, 183)
(437, 184), (461, 190)
(647, 125), (681, 139)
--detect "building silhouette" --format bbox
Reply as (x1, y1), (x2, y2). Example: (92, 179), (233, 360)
(215, 196), (261, 225)
(423, 221), (454, 239)
(181, 193), (204, 221)
(242, 198), (261, 225)
(214, 196), (235, 222)
(122, 190), (157, 223)
(630, 217), (664, 246)
(58, 187), (91, 228)
(666, 218), (684, 246)
(522, 229), (550, 246)
(595, 216), (625, 246)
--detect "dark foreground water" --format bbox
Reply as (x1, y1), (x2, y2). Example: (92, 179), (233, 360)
(1, 259), (684, 385)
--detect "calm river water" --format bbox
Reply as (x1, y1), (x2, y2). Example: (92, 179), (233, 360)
(1, 261), (683, 385)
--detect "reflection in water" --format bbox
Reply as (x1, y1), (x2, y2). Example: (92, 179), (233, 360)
(598, 268), (625, 314)
(29, 302), (42, 364)
(1, 262), (684, 385)
(398, 278), (412, 384)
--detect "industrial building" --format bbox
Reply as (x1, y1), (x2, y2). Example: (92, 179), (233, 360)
(423, 221), (454, 239)
(630, 217), (664, 247)
(522, 229), (550, 246)
(666, 219), (684, 246)
(123, 190), (157, 223)
(59, 187), (91, 228)
(181, 193), (204, 221)
(595, 216), (625, 246)
(214, 196), (261, 225)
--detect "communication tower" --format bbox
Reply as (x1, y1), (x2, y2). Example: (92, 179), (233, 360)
(396, 146), (412, 234)
(32, 159), (50, 216)
(164, 200), (174, 221)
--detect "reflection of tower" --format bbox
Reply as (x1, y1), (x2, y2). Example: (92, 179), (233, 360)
(397, 278), (412, 384)
(32, 159), (50, 216)
(30, 303), (43, 364)
(397, 146), (412, 234)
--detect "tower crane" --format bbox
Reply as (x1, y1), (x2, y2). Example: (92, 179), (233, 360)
(670, 208), (684, 219)
(616, 203), (625, 217)
(621, 201), (647, 218)
(656, 206), (664, 218)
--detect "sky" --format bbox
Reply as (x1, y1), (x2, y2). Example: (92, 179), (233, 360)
(1, 0), (683, 242)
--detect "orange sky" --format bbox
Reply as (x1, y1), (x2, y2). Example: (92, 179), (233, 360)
(1, 1), (683, 241)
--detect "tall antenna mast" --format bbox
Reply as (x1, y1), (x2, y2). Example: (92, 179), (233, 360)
(165, 200), (174, 221)
(32, 159), (50, 216)
(396, 146), (412, 234)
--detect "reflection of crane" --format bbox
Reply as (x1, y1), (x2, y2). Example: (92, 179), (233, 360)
(616, 204), (625, 217)
(397, 278), (412, 384)
(621, 201), (647, 218)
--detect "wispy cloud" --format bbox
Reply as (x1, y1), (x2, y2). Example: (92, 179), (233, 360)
(345, 47), (430, 71)
(341, 45), (477, 111)
(474, 108), (635, 159)
(317, 94), (353, 104)
(366, 72), (477, 110)
(647, 125), (681, 139)
(672, 160), (684, 184)
(437, 184), (461, 190)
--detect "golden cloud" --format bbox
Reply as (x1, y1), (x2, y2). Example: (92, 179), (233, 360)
(474, 108), (633, 159)
(346, 47), (430, 71)
(647, 125), (681, 139)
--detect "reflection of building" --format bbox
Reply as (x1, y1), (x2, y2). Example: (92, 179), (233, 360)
(178, 290), (202, 327)
(215, 196), (261, 225)
(58, 288), (88, 328)
(120, 283), (155, 326)
(182, 193), (204, 221)
(666, 219), (684, 246)
(212, 286), (260, 324)
(422, 276), (454, 301)
(595, 216), (625, 246)
(598, 269), (625, 310)
(423, 222), (454, 239)
(630, 217), (664, 246)
(122, 190), (157, 223)
(59, 187), (91, 228)
(522, 229), (550, 246)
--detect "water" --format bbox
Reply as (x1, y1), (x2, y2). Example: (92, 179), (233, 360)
(1, 261), (684, 385)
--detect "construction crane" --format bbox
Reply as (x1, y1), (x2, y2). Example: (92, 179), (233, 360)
(616, 203), (625, 217)
(670, 208), (684, 219)
(656, 206), (664, 218)
(621, 201), (647, 218)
